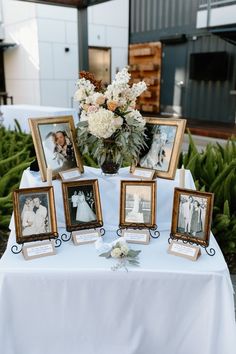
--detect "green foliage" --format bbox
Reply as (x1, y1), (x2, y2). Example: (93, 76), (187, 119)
(180, 132), (236, 262)
(0, 123), (35, 232)
(77, 118), (146, 166)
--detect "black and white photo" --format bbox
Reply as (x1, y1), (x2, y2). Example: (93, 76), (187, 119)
(13, 187), (58, 244)
(120, 180), (156, 227)
(29, 116), (84, 182)
(136, 118), (186, 179)
(171, 188), (214, 246)
(62, 180), (103, 231)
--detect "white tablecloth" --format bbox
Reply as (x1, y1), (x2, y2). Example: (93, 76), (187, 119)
(1, 167), (236, 354)
(1, 104), (78, 132)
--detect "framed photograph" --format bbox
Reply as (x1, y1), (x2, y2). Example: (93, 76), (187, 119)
(29, 116), (84, 182)
(171, 188), (214, 247)
(13, 186), (58, 244)
(120, 180), (156, 228)
(136, 117), (186, 179)
(62, 179), (103, 232)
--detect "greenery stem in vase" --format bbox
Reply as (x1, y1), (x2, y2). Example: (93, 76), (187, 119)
(75, 67), (147, 174)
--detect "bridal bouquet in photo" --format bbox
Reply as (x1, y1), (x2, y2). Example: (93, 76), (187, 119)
(99, 239), (141, 271)
(74, 67), (147, 174)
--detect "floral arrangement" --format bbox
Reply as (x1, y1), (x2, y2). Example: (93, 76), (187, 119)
(74, 67), (147, 168)
(99, 240), (141, 271)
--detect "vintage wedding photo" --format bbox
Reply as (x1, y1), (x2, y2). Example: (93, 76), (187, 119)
(62, 179), (103, 231)
(120, 180), (156, 227)
(171, 188), (214, 246)
(13, 186), (58, 244)
(137, 118), (186, 179)
(29, 116), (84, 181)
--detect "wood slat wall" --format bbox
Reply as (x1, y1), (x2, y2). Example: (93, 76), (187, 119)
(129, 42), (162, 113)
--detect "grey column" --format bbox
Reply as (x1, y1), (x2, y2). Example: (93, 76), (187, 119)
(77, 7), (89, 72)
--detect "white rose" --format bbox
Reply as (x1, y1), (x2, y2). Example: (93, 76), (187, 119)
(74, 88), (86, 101)
(113, 116), (123, 128)
(126, 109), (146, 127)
(120, 245), (129, 256)
(80, 111), (88, 121)
(111, 247), (122, 258)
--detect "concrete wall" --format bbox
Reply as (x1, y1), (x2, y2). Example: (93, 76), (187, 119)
(88, 0), (129, 80)
(2, 0), (128, 107)
(36, 3), (78, 107)
(2, 0), (40, 104)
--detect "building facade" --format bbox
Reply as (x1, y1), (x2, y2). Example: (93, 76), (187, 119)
(130, 0), (236, 123)
(0, 0), (128, 107)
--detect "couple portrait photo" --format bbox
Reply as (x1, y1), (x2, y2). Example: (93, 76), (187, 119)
(20, 193), (50, 236)
(39, 123), (76, 173)
(177, 195), (207, 238)
(62, 179), (103, 232)
(70, 188), (96, 224)
(29, 116), (84, 182)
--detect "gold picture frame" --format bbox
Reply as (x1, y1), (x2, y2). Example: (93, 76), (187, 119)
(29, 116), (84, 182)
(120, 180), (156, 228)
(13, 186), (58, 244)
(62, 179), (103, 232)
(171, 188), (214, 247)
(135, 117), (186, 179)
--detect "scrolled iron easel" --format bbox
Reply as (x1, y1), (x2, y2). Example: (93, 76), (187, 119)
(116, 223), (160, 239)
(168, 232), (216, 256)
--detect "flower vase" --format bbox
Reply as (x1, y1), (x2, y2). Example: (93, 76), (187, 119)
(100, 158), (120, 176)
(100, 142), (120, 175)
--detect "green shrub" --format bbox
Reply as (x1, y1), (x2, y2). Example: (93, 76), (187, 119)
(0, 122), (34, 231)
(179, 132), (236, 270)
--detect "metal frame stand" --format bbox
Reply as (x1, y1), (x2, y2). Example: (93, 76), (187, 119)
(168, 233), (216, 256)
(11, 232), (61, 254)
(61, 223), (106, 243)
(116, 223), (160, 239)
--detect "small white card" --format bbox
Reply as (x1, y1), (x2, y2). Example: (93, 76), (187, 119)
(59, 168), (81, 181)
(72, 229), (100, 245)
(22, 240), (56, 260)
(168, 240), (201, 261)
(131, 167), (155, 180)
(122, 229), (150, 244)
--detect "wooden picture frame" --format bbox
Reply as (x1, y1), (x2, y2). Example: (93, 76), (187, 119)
(13, 186), (58, 244)
(62, 179), (103, 232)
(171, 188), (214, 247)
(120, 180), (156, 228)
(135, 117), (186, 179)
(29, 116), (84, 182)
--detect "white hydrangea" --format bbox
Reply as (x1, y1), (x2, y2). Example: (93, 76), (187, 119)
(126, 109), (146, 127)
(111, 247), (122, 258)
(87, 108), (121, 139)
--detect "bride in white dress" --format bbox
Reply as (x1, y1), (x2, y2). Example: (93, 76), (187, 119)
(126, 193), (144, 223)
(21, 198), (36, 235)
(76, 191), (96, 222)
